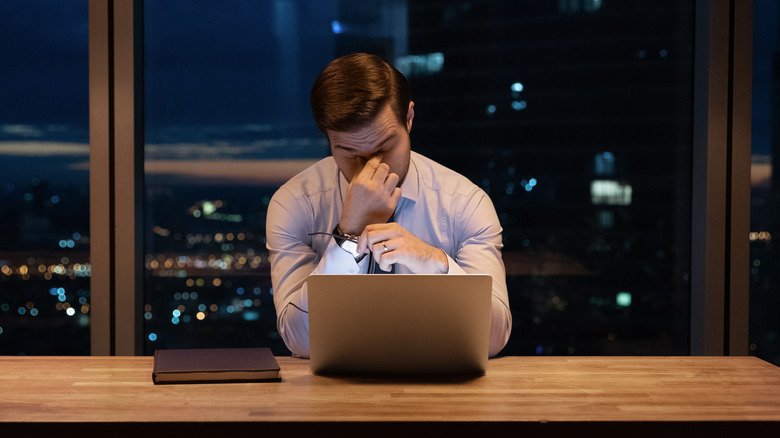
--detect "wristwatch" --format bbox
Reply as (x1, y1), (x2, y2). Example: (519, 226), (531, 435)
(333, 225), (366, 263)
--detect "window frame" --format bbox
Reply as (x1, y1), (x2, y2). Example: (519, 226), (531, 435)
(87, 0), (753, 356)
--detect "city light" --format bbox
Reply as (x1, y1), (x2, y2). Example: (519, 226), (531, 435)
(591, 180), (632, 205)
(511, 100), (527, 111)
(616, 292), (632, 307)
(152, 226), (170, 237)
(520, 177), (538, 192)
(749, 231), (772, 241)
(242, 311), (260, 321)
(595, 151), (615, 176)
(396, 53), (445, 77)
(202, 201), (217, 216)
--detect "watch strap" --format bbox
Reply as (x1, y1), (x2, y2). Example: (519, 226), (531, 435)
(333, 224), (365, 262)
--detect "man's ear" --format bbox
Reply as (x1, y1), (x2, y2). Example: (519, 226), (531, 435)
(406, 101), (415, 133)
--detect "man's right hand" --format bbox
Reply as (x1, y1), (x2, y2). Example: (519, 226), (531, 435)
(338, 155), (401, 235)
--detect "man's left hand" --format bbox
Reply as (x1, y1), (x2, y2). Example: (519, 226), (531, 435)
(356, 222), (448, 273)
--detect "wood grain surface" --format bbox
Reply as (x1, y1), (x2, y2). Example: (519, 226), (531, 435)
(0, 356), (778, 424)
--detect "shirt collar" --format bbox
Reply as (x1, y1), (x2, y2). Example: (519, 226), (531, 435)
(399, 153), (419, 203)
(338, 153), (420, 204)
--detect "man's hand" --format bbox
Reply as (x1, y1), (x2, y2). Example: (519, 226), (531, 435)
(339, 156), (401, 234)
(356, 222), (448, 273)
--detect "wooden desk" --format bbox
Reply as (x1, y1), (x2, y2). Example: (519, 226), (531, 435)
(1, 356), (778, 435)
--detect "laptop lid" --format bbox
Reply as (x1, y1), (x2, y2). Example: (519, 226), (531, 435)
(307, 274), (492, 375)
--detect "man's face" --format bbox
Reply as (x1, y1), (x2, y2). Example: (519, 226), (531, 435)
(327, 102), (414, 184)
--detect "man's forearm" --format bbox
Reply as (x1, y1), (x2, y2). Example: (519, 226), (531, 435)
(277, 300), (311, 358)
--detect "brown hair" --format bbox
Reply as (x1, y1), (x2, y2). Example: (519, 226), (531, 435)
(310, 53), (410, 133)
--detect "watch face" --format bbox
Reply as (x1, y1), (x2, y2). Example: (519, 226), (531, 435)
(341, 240), (361, 258)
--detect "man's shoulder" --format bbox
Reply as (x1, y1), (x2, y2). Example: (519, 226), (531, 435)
(273, 156), (338, 202)
(412, 151), (482, 198)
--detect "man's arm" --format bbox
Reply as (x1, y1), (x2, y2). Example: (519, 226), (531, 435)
(266, 186), (367, 358)
(445, 189), (512, 357)
(356, 188), (512, 356)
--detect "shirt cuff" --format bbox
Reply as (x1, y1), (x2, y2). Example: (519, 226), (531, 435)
(444, 253), (467, 275)
(317, 239), (369, 274)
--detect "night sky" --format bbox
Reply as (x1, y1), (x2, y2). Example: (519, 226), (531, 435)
(753, 0), (779, 158)
(0, 0), (777, 186)
(0, 1), (349, 185)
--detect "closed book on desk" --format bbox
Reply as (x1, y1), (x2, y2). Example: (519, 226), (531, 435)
(152, 347), (281, 384)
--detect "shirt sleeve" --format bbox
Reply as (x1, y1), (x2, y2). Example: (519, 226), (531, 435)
(446, 188), (512, 357)
(265, 186), (368, 358)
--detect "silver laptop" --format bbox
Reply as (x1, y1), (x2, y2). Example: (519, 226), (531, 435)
(307, 274), (492, 375)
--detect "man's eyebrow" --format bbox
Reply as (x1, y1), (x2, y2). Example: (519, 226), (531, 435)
(376, 131), (397, 148)
(332, 131), (397, 152)
(333, 143), (358, 152)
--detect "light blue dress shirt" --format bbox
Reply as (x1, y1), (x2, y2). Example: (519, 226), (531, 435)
(266, 151), (512, 357)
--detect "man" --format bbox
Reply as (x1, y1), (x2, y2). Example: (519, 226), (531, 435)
(266, 53), (511, 358)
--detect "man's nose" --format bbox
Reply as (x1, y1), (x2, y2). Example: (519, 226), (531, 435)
(357, 153), (382, 167)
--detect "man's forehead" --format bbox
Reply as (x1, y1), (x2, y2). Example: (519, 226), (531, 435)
(328, 115), (397, 148)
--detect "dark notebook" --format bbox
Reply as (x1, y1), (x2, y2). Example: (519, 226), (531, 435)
(152, 347), (281, 384)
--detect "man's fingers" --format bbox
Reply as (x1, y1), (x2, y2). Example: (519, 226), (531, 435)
(389, 187), (402, 206)
(356, 227), (381, 253)
(377, 244), (395, 271)
(379, 257), (393, 272)
(372, 162), (390, 184)
(371, 240), (389, 255)
(356, 155), (382, 181)
(384, 172), (400, 192)
(357, 225), (395, 252)
(357, 231), (370, 253)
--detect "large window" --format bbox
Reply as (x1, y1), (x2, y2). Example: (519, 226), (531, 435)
(142, 0), (694, 356)
(750, 0), (780, 366)
(408, 1), (693, 355)
(0, 1), (90, 354)
(142, 0), (340, 352)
